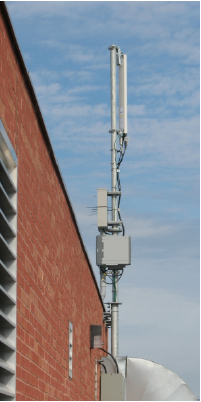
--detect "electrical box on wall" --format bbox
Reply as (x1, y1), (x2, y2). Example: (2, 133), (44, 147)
(96, 235), (131, 268)
(90, 325), (102, 349)
(101, 373), (125, 401)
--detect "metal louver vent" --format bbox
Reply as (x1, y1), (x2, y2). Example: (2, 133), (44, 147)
(0, 121), (17, 401)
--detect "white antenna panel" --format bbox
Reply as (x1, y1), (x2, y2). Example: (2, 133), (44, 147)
(119, 54), (127, 134)
(97, 188), (108, 228)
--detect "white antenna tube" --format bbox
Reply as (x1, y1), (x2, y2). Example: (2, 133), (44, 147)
(119, 54), (127, 134)
(110, 45), (118, 224)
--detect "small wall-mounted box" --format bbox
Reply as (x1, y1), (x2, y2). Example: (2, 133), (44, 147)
(96, 235), (131, 268)
(101, 373), (125, 401)
(97, 188), (108, 228)
(90, 325), (102, 349)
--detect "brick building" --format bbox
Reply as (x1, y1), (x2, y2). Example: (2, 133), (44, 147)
(0, 3), (107, 400)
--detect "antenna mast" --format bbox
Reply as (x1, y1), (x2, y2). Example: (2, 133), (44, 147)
(96, 45), (130, 358)
(109, 44), (120, 357)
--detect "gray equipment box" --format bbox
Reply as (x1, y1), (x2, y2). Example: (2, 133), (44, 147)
(96, 235), (131, 268)
(101, 373), (125, 401)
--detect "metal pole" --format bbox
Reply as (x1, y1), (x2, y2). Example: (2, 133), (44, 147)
(109, 44), (119, 357)
(100, 272), (106, 301)
(111, 303), (118, 357)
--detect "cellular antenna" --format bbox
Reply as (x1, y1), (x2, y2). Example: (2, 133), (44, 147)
(96, 45), (131, 358)
(95, 47), (196, 402)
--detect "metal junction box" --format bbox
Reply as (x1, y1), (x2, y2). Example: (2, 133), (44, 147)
(96, 235), (131, 268)
(101, 373), (125, 401)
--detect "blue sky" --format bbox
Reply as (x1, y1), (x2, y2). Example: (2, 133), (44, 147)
(6, 1), (199, 397)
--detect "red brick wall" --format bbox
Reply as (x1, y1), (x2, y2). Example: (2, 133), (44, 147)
(0, 6), (107, 401)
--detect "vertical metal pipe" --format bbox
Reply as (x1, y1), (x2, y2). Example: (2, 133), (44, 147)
(109, 45), (119, 357)
(100, 272), (106, 301)
(111, 303), (118, 357)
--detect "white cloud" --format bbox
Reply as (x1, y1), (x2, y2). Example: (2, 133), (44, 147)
(120, 286), (198, 331)
(128, 105), (146, 116)
(29, 64), (199, 170)
(129, 70), (199, 108)
(62, 70), (93, 81)
(126, 217), (173, 239)
(67, 85), (106, 95)
(7, 2), (199, 63)
(127, 116), (199, 168)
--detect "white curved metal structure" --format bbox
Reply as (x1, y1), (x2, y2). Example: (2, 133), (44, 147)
(126, 358), (197, 401)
